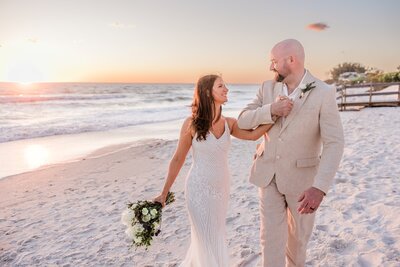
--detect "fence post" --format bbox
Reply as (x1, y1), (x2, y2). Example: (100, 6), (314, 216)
(369, 83), (373, 107)
(398, 84), (400, 106)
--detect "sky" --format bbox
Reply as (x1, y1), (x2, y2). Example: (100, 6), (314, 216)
(0, 0), (399, 84)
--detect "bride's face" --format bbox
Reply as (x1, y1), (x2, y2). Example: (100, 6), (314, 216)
(212, 77), (228, 104)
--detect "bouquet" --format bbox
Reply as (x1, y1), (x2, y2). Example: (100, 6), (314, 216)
(121, 192), (175, 249)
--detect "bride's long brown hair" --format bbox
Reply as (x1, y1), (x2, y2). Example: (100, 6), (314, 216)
(191, 74), (222, 141)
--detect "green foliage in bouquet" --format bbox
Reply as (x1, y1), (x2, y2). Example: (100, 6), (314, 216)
(121, 192), (175, 249)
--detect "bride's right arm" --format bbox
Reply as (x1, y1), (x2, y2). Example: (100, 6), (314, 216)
(227, 117), (272, 141)
(154, 117), (193, 206)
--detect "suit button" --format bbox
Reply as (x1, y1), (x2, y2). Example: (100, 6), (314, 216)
(276, 155), (280, 160)
(278, 138), (283, 142)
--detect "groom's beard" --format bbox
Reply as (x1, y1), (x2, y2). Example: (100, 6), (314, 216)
(273, 71), (285, 82)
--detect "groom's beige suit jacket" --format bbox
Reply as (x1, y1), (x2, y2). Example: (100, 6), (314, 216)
(238, 71), (344, 196)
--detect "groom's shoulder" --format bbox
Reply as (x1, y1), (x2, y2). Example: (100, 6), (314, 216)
(316, 80), (336, 96)
(315, 78), (332, 89)
(309, 73), (335, 93)
(260, 80), (277, 91)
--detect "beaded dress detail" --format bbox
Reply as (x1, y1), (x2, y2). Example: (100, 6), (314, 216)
(180, 120), (231, 267)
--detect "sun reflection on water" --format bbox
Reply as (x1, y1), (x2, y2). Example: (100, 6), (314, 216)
(24, 144), (49, 169)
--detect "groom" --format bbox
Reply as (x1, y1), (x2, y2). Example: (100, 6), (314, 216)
(237, 39), (344, 267)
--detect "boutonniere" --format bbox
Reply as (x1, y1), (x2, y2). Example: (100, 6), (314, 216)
(299, 81), (316, 99)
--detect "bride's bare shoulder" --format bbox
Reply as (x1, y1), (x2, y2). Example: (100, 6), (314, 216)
(182, 117), (195, 137)
(224, 117), (237, 133)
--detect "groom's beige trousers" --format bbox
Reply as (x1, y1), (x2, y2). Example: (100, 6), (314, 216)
(259, 178), (316, 267)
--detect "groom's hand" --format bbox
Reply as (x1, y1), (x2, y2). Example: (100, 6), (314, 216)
(297, 187), (325, 214)
(271, 96), (293, 117)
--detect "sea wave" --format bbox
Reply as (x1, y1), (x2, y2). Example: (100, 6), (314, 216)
(0, 94), (130, 104)
(0, 83), (259, 143)
(0, 108), (189, 143)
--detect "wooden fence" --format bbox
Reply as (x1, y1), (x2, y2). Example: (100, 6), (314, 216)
(336, 82), (400, 111)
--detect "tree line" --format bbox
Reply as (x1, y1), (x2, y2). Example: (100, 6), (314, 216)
(326, 63), (400, 85)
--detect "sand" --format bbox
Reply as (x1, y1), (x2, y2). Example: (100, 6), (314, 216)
(1, 107), (399, 267)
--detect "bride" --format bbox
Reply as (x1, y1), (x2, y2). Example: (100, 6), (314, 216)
(154, 74), (271, 266)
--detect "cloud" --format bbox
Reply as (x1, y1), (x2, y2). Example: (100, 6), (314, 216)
(73, 39), (85, 45)
(27, 38), (39, 43)
(109, 22), (136, 29)
(307, 23), (329, 31)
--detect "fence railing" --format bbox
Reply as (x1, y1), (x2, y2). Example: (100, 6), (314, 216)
(336, 82), (400, 111)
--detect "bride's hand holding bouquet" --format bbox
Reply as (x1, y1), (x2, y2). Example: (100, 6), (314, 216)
(121, 192), (175, 249)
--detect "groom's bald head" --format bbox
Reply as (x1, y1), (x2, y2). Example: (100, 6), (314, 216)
(271, 39), (305, 66)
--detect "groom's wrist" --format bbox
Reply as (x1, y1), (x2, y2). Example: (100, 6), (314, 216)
(312, 186), (326, 196)
(270, 102), (277, 116)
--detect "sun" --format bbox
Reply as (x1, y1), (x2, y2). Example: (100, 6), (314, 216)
(18, 81), (33, 86)
(7, 62), (45, 84)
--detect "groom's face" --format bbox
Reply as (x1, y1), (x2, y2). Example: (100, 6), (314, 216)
(270, 52), (290, 82)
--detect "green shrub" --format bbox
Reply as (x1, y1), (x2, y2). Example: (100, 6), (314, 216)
(330, 62), (366, 81)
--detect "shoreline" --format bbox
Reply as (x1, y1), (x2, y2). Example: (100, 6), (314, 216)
(0, 138), (164, 182)
(0, 107), (241, 180)
(0, 119), (184, 179)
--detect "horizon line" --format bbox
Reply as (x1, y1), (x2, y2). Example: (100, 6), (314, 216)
(0, 81), (262, 85)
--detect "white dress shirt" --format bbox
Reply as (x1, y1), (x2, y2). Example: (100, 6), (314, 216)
(282, 69), (308, 100)
(281, 70), (308, 125)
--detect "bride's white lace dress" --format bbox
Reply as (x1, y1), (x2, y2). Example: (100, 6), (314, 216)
(180, 121), (231, 267)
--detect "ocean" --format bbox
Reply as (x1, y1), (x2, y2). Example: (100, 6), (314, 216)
(0, 82), (260, 143)
(0, 82), (260, 178)
(1, 82), (395, 179)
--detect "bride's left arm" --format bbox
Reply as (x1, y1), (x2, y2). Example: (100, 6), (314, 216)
(226, 117), (272, 141)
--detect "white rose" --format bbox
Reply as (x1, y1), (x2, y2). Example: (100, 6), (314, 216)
(142, 208), (149, 215)
(150, 209), (158, 218)
(133, 236), (142, 244)
(299, 83), (307, 90)
(133, 224), (144, 233)
(142, 214), (151, 222)
(131, 203), (138, 209)
(121, 209), (135, 226)
(152, 222), (160, 230)
(125, 227), (136, 239)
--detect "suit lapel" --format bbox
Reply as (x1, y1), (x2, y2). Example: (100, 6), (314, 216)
(279, 72), (316, 135)
(272, 82), (284, 101)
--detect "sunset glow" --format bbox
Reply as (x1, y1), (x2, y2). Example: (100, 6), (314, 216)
(7, 62), (45, 84)
(24, 145), (50, 169)
(0, 1), (399, 83)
